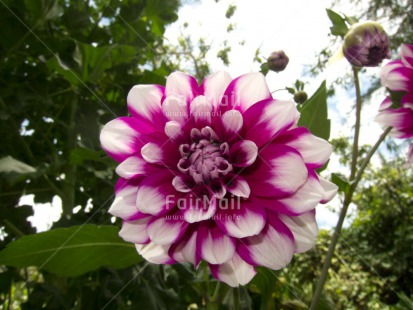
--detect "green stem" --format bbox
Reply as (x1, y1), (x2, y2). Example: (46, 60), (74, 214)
(310, 127), (391, 309)
(61, 94), (78, 215)
(350, 67), (362, 181)
(233, 287), (239, 310)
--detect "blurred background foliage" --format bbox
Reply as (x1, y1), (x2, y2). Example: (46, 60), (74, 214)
(0, 0), (412, 309)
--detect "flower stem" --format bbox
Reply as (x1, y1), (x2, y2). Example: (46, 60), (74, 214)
(310, 127), (391, 309)
(233, 287), (240, 310)
(350, 66), (362, 181)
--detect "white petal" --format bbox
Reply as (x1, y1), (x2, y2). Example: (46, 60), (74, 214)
(116, 155), (159, 179)
(165, 72), (198, 103)
(141, 142), (164, 164)
(190, 95), (213, 127)
(224, 72), (271, 112)
(285, 129), (332, 167)
(319, 178), (338, 203)
(170, 229), (198, 265)
(201, 71), (232, 109)
(147, 217), (188, 245)
(100, 117), (146, 162)
(243, 100), (299, 147)
(223, 175), (251, 198)
(162, 94), (189, 123)
(275, 174), (324, 214)
(135, 243), (173, 264)
(238, 215), (294, 270)
(164, 121), (184, 141)
(215, 202), (265, 238)
(279, 212), (318, 253)
(127, 85), (164, 124)
(136, 174), (178, 215)
(218, 110), (243, 141)
(198, 225), (236, 264)
(109, 182), (139, 220)
(119, 217), (151, 244)
(210, 253), (256, 287)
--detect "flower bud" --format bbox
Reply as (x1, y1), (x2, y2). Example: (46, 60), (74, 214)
(267, 50), (289, 72)
(343, 21), (390, 67)
(294, 91), (308, 104)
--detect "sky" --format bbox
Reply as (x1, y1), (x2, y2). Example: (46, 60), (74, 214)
(21, 0), (402, 231)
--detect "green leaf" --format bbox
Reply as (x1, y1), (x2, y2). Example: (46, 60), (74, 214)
(69, 148), (112, 165)
(249, 268), (278, 309)
(298, 80), (331, 140)
(331, 173), (352, 194)
(326, 9), (349, 38)
(260, 63), (269, 76)
(0, 225), (141, 277)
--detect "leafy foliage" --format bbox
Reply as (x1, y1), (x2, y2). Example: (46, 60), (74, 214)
(0, 225), (141, 276)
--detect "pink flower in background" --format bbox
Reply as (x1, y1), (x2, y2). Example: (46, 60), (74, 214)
(376, 44), (413, 164)
(100, 71), (337, 287)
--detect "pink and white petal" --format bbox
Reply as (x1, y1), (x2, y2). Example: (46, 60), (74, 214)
(172, 175), (195, 193)
(141, 140), (180, 166)
(242, 99), (300, 147)
(279, 211), (318, 253)
(169, 225), (199, 265)
(222, 174), (251, 198)
(375, 108), (413, 138)
(379, 97), (393, 111)
(100, 117), (150, 162)
(136, 173), (181, 216)
(400, 44), (413, 68)
(219, 72), (272, 113)
(180, 191), (217, 223)
(209, 180), (227, 199)
(197, 223), (236, 264)
(216, 110), (243, 141)
(245, 145), (308, 198)
(115, 155), (163, 179)
(109, 178), (148, 220)
(119, 217), (151, 244)
(381, 60), (413, 92)
(164, 121), (185, 142)
(162, 94), (190, 124)
(165, 72), (199, 103)
(319, 178), (338, 203)
(263, 173), (324, 215)
(215, 202), (266, 238)
(147, 216), (188, 245)
(135, 243), (174, 264)
(190, 95), (213, 128)
(237, 214), (294, 270)
(229, 140), (258, 167)
(200, 71), (232, 110)
(275, 127), (332, 168)
(210, 253), (256, 287)
(127, 84), (165, 129)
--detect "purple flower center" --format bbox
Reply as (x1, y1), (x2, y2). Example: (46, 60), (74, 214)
(177, 127), (232, 184)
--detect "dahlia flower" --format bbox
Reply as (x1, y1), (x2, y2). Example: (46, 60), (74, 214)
(100, 71), (337, 287)
(342, 21), (390, 67)
(376, 44), (413, 164)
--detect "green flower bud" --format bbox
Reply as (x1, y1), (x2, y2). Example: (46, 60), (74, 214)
(267, 50), (289, 72)
(294, 91), (308, 104)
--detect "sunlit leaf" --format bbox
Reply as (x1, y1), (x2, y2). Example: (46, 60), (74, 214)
(298, 80), (331, 140)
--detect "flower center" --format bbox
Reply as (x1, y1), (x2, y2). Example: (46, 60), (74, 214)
(177, 127), (232, 184)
